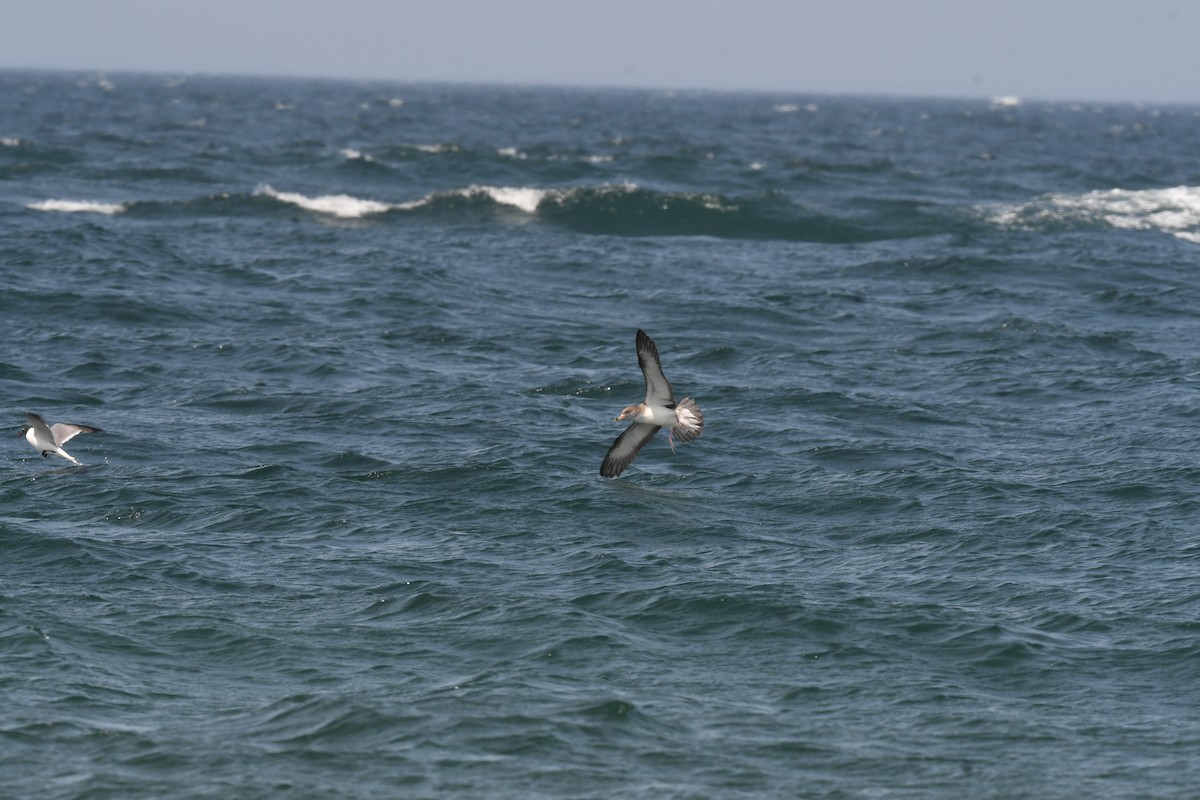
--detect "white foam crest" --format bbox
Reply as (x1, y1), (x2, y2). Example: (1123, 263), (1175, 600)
(696, 192), (731, 211)
(255, 184), (391, 218)
(376, 185), (551, 214)
(470, 185), (549, 213)
(410, 184), (634, 214)
(259, 182), (638, 219)
(377, 189), (433, 212)
(1, 136), (20, 147)
(987, 185), (1200, 242)
(340, 148), (373, 162)
(414, 143), (458, 154)
(775, 102), (819, 114)
(28, 199), (125, 215)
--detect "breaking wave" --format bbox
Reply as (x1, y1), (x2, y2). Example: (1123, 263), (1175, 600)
(984, 185), (1200, 243)
(254, 183), (550, 217)
(25, 183), (941, 243)
(254, 185), (392, 218)
(251, 182), (924, 242)
(26, 198), (126, 215)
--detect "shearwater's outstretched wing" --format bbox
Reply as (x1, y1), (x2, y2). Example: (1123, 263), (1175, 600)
(636, 329), (675, 407)
(600, 422), (661, 478)
(50, 421), (103, 445)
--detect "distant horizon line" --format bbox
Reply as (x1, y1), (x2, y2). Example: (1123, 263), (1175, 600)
(0, 64), (1195, 108)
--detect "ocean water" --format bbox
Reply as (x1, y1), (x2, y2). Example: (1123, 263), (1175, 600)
(3, 70), (1200, 798)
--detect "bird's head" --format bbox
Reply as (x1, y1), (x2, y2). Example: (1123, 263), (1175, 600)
(16, 426), (29, 438)
(615, 404), (644, 422)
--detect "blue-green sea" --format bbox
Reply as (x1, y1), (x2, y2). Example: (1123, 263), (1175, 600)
(3, 71), (1200, 798)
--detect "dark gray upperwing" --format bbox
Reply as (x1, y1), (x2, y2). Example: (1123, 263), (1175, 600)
(600, 422), (660, 477)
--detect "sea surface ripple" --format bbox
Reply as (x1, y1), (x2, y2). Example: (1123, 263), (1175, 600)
(2, 71), (1200, 798)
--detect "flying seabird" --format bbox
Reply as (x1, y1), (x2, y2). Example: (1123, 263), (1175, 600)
(600, 329), (703, 477)
(18, 412), (103, 466)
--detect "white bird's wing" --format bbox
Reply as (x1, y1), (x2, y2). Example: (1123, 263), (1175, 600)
(636, 329), (675, 407)
(600, 422), (661, 478)
(50, 422), (102, 446)
(25, 413), (55, 443)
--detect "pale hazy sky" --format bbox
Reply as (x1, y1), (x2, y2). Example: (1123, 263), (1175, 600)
(1, 0), (1195, 103)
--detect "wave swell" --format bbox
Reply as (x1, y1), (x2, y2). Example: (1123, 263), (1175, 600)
(250, 183), (918, 242)
(31, 183), (1200, 244)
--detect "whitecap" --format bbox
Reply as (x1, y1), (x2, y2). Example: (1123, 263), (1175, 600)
(991, 96), (1021, 108)
(985, 185), (1200, 243)
(27, 199), (125, 215)
(390, 184), (552, 214)
(469, 185), (548, 213)
(255, 184), (390, 218)
(492, 186), (550, 213)
(257, 183), (615, 219)
(340, 148), (373, 162)
(1, 136), (20, 147)
(392, 194), (434, 212)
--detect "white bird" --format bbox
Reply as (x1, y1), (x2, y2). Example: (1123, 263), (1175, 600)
(18, 412), (103, 466)
(601, 329), (703, 477)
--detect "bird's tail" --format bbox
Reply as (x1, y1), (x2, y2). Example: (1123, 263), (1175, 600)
(673, 397), (703, 442)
